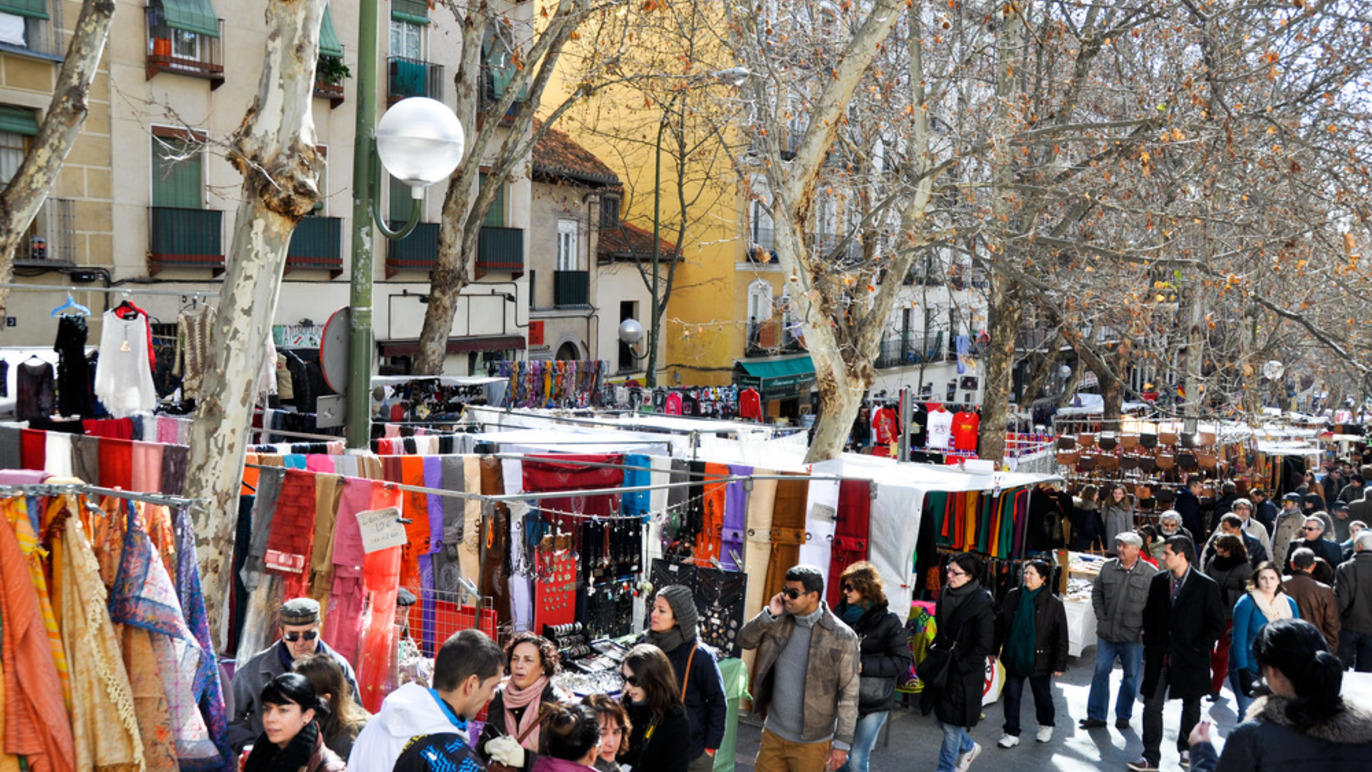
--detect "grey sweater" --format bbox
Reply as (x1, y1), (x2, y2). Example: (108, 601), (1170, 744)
(764, 605), (823, 743)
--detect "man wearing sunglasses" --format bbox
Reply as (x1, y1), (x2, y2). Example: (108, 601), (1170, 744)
(228, 597), (361, 752)
(739, 565), (860, 772)
(1283, 516), (1343, 570)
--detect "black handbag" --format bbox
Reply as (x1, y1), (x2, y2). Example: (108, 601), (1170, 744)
(859, 674), (896, 706)
(915, 644), (955, 691)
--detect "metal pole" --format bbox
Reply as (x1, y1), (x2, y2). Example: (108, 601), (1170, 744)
(647, 109), (665, 388)
(347, 0), (380, 449)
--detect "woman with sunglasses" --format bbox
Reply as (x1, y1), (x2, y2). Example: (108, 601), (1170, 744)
(638, 585), (727, 772)
(922, 553), (995, 772)
(833, 562), (912, 772)
(478, 632), (570, 772)
(240, 673), (346, 772)
(992, 560), (1068, 748)
(619, 644), (691, 772)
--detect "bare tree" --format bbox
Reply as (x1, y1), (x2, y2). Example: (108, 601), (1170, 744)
(182, 0), (327, 639)
(0, 0), (115, 318)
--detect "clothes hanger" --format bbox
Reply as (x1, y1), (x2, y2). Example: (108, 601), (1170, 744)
(50, 292), (90, 317)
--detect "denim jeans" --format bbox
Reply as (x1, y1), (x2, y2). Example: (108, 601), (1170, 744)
(1227, 659), (1254, 717)
(1085, 637), (1144, 721)
(936, 721), (975, 772)
(1002, 673), (1055, 735)
(1339, 629), (1372, 671)
(836, 711), (888, 772)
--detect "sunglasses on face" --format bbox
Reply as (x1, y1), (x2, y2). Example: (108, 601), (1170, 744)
(781, 588), (803, 599)
(946, 567), (966, 577)
(621, 673), (639, 686)
(283, 630), (319, 643)
(1303, 526), (1321, 532)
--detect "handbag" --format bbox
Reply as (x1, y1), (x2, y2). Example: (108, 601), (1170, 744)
(915, 641), (955, 691)
(859, 674), (896, 707)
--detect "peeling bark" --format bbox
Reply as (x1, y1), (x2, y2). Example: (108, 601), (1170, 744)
(181, 0), (325, 645)
(0, 0), (115, 319)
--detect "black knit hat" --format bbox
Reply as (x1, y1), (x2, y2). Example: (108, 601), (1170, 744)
(655, 584), (699, 640)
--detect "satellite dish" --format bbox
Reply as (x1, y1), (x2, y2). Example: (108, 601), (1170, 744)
(1262, 360), (1285, 380)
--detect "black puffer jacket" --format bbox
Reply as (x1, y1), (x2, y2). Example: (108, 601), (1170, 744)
(835, 600), (913, 714)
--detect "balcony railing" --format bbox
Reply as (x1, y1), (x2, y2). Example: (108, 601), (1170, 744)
(384, 221), (439, 277)
(146, 11), (224, 88)
(476, 225), (524, 278)
(148, 206), (224, 275)
(0, 5), (65, 60)
(553, 270), (589, 307)
(286, 215), (343, 277)
(873, 331), (950, 368)
(387, 56), (443, 102)
(746, 317), (805, 357)
(314, 58), (345, 108)
(15, 197), (74, 268)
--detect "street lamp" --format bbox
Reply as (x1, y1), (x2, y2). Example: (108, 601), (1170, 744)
(619, 318), (647, 366)
(347, 0), (466, 449)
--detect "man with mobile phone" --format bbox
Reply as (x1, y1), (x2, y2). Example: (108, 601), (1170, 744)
(229, 597), (360, 751)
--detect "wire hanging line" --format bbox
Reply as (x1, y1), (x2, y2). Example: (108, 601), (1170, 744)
(0, 481), (208, 511)
(462, 407), (804, 439)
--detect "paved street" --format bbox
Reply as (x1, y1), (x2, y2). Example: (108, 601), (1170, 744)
(732, 648), (1243, 772)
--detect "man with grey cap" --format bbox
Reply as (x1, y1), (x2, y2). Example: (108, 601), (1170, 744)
(228, 597), (360, 751)
(1272, 492), (1307, 568)
(639, 584), (727, 771)
(1081, 531), (1157, 730)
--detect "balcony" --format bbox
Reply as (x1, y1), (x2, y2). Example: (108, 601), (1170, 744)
(384, 221), (439, 278)
(286, 215), (343, 278)
(145, 11), (224, 89)
(475, 225), (523, 278)
(14, 197), (74, 269)
(873, 331), (949, 368)
(387, 56), (443, 102)
(553, 270), (589, 307)
(148, 206), (223, 275)
(314, 58), (346, 108)
(479, 66), (526, 127)
(746, 317), (805, 357)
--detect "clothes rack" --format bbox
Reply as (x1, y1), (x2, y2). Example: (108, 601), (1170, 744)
(0, 480), (206, 510)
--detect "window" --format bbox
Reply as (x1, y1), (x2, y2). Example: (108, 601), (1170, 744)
(749, 198), (773, 249)
(600, 194), (620, 229)
(390, 19), (422, 59)
(483, 20), (519, 101)
(479, 173), (505, 227)
(0, 105), (36, 186)
(557, 219), (579, 271)
(172, 27), (199, 59)
(151, 129), (204, 209)
(747, 280), (773, 321)
(0, 0), (50, 51)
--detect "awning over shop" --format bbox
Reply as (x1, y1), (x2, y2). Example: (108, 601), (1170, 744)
(733, 355), (815, 399)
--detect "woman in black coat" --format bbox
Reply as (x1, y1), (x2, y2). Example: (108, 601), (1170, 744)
(619, 644), (690, 772)
(992, 559), (1068, 748)
(921, 553), (996, 772)
(637, 585), (727, 771)
(834, 561), (913, 772)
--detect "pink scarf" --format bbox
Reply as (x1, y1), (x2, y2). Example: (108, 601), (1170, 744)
(503, 675), (549, 752)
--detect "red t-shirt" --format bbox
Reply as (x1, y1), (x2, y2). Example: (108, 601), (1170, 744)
(951, 411), (980, 451)
(872, 407), (899, 447)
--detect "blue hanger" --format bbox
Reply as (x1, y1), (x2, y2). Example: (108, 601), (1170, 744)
(50, 292), (90, 317)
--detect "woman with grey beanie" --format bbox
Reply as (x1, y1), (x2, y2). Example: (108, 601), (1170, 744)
(638, 584), (728, 771)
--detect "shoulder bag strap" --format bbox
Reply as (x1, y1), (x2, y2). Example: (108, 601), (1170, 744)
(514, 704), (551, 745)
(680, 643), (699, 703)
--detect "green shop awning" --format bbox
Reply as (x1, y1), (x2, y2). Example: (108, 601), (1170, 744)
(0, 106), (38, 136)
(733, 355), (815, 399)
(159, 0), (220, 38)
(392, 0), (429, 25)
(0, 0), (47, 20)
(319, 5), (342, 58)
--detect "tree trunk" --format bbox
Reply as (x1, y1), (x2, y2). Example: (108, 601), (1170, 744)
(978, 278), (1023, 462)
(0, 0), (115, 318)
(182, 0), (325, 645)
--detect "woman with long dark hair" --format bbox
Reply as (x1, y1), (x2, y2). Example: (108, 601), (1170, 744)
(1102, 485), (1135, 552)
(833, 561), (912, 772)
(637, 585), (726, 771)
(293, 654), (370, 760)
(618, 644), (690, 772)
(921, 552), (996, 772)
(1189, 618), (1372, 771)
(241, 673), (346, 772)
(1203, 534), (1252, 702)
(581, 694), (631, 772)
(478, 632), (570, 772)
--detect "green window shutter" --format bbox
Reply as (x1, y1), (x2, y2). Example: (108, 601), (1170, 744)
(479, 174), (504, 227)
(0, 0), (47, 20)
(0, 106), (38, 136)
(391, 0), (428, 25)
(151, 136), (203, 209)
(158, 0), (220, 38)
(319, 5), (343, 58)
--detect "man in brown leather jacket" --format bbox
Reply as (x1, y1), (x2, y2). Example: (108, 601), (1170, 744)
(740, 565), (860, 772)
(1282, 547), (1340, 652)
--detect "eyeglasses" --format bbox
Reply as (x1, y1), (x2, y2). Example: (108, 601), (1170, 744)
(283, 630), (319, 643)
(946, 567), (966, 577)
(621, 673), (640, 686)
(781, 588), (803, 599)
(842, 584), (856, 593)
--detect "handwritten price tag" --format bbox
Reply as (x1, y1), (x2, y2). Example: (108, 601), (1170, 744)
(356, 507), (406, 553)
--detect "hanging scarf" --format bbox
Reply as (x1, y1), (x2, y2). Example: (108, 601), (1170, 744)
(1251, 590), (1295, 624)
(1004, 585), (1042, 676)
(502, 676), (549, 752)
(243, 720), (319, 772)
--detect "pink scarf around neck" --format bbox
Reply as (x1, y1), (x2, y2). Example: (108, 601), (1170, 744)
(503, 675), (549, 752)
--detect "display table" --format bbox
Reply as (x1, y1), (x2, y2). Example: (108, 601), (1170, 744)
(1064, 597), (1098, 657)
